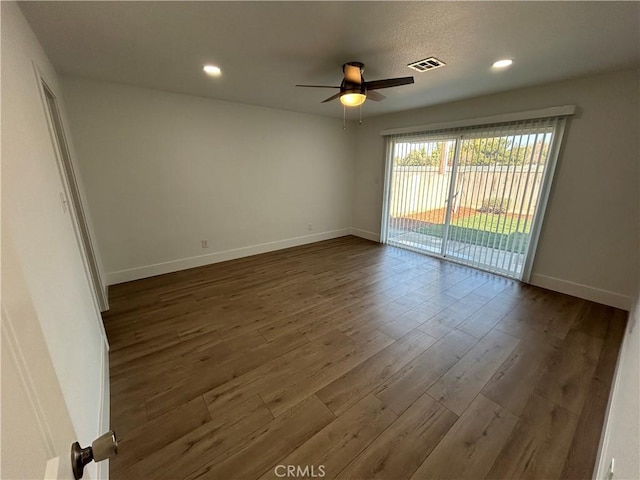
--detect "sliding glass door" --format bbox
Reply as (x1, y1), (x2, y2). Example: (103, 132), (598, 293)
(382, 117), (563, 280)
(385, 136), (457, 256)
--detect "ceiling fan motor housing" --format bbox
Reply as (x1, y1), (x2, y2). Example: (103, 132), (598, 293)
(342, 62), (366, 95)
(343, 61), (364, 72)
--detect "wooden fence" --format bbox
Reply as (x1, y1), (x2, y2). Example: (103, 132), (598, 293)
(389, 165), (544, 217)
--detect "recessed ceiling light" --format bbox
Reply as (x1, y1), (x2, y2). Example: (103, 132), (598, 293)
(492, 59), (513, 68)
(203, 65), (222, 76)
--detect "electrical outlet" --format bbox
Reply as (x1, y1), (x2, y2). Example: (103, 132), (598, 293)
(307, 224), (313, 231)
(201, 240), (208, 249)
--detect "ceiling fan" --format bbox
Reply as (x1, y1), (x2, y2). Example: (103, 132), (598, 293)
(296, 62), (414, 107)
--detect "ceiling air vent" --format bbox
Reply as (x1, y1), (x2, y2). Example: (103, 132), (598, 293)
(407, 57), (446, 72)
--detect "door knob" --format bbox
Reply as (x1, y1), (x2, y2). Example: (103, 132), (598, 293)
(71, 430), (118, 479)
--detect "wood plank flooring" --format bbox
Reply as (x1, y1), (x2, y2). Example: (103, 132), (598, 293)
(104, 236), (626, 480)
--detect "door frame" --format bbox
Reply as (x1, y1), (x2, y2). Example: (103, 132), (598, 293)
(34, 64), (109, 315)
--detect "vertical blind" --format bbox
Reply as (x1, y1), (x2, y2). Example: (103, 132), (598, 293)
(382, 115), (567, 280)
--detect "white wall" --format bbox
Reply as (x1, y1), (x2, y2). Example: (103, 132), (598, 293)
(1, 2), (108, 477)
(594, 70), (640, 479)
(353, 69), (639, 309)
(61, 77), (356, 284)
(595, 290), (640, 480)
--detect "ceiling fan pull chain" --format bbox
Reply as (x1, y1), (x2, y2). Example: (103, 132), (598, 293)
(343, 105), (346, 130)
(359, 104), (363, 125)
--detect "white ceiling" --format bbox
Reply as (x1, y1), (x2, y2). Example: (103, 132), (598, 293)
(19, 1), (640, 119)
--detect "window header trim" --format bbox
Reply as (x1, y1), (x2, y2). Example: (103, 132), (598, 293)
(380, 105), (576, 137)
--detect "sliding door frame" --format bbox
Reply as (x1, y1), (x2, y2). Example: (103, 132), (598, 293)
(380, 106), (575, 282)
(520, 116), (568, 281)
(440, 135), (463, 257)
(380, 136), (395, 243)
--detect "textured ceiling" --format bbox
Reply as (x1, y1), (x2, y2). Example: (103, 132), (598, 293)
(19, 1), (640, 118)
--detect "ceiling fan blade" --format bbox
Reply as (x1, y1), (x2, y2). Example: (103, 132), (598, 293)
(321, 92), (343, 103)
(366, 90), (386, 102)
(364, 76), (414, 90)
(343, 64), (362, 84)
(296, 85), (341, 89)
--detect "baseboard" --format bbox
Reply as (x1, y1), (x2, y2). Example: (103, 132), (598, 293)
(529, 273), (632, 310)
(349, 228), (381, 242)
(106, 229), (351, 285)
(100, 284), (109, 312)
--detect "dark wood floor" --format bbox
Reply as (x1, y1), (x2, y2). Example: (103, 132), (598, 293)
(104, 236), (626, 480)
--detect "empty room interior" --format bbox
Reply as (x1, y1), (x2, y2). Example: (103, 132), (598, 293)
(3, 1), (640, 479)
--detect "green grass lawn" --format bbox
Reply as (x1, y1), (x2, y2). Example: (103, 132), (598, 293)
(452, 213), (529, 234)
(415, 213), (531, 254)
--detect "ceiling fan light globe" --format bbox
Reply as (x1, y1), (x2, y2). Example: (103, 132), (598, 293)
(340, 93), (366, 107)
